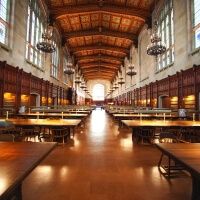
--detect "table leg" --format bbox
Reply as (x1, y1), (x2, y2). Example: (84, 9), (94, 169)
(192, 176), (200, 200)
(4, 183), (22, 200)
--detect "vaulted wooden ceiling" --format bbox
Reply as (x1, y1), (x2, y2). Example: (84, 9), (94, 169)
(44, 0), (155, 82)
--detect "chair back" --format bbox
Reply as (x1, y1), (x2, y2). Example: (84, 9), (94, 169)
(0, 134), (15, 142)
(51, 128), (68, 137)
(159, 132), (175, 143)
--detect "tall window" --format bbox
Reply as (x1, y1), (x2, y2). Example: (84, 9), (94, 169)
(63, 55), (68, 84)
(157, 0), (174, 70)
(193, 0), (200, 49)
(0, 0), (10, 45)
(26, 0), (44, 68)
(51, 31), (59, 78)
(93, 84), (104, 101)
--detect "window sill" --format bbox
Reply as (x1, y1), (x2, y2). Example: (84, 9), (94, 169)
(140, 76), (149, 82)
(189, 47), (200, 56)
(155, 62), (174, 74)
(62, 82), (68, 86)
(0, 42), (12, 52)
(26, 60), (44, 72)
(50, 75), (59, 81)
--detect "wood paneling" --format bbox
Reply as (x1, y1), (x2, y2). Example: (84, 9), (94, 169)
(0, 61), (70, 115)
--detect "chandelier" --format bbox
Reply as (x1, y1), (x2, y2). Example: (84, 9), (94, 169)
(147, 21), (166, 59)
(113, 83), (119, 89)
(80, 82), (87, 89)
(74, 75), (81, 84)
(126, 57), (137, 78)
(36, 20), (56, 53)
(64, 55), (74, 75)
(110, 87), (115, 93)
(118, 75), (125, 86)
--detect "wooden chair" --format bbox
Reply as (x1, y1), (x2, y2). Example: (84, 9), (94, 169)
(51, 127), (69, 145)
(0, 134), (15, 142)
(2, 127), (21, 142)
(20, 125), (40, 142)
(158, 132), (189, 178)
(137, 126), (155, 145)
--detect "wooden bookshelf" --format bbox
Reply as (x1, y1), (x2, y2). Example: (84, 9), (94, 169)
(21, 94), (29, 107)
(184, 95), (195, 109)
(170, 96), (178, 109)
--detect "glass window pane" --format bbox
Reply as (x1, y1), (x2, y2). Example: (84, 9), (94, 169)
(194, 0), (200, 49)
(195, 27), (200, 48)
(93, 84), (104, 101)
(0, 0), (8, 22)
(157, 0), (174, 69)
(0, 22), (6, 44)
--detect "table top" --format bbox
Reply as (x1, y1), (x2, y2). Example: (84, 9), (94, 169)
(113, 114), (180, 118)
(155, 143), (200, 179)
(12, 113), (87, 118)
(30, 108), (91, 113)
(0, 142), (57, 199)
(121, 119), (200, 127)
(7, 118), (82, 127)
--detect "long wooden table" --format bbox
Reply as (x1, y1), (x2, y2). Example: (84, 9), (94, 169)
(122, 119), (200, 128)
(155, 143), (200, 200)
(7, 118), (82, 127)
(114, 114), (188, 127)
(5, 118), (82, 137)
(12, 113), (88, 119)
(0, 142), (57, 200)
(121, 120), (200, 142)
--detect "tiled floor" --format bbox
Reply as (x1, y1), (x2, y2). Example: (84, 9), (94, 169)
(22, 110), (192, 200)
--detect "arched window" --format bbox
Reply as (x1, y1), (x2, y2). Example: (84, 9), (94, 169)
(0, 0), (10, 45)
(26, 0), (45, 68)
(51, 31), (60, 78)
(193, 0), (200, 49)
(93, 84), (104, 101)
(157, 0), (174, 70)
(0, 0), (14, 48)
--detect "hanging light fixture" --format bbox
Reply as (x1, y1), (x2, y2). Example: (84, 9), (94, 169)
(126, 56), (137, 78)
(64, 55), (74, 75)
(74, 75), (81, 84)
(118, 74), (125, 86)
(113, 78), (119, 89)
(36, 20), (56, 53)
(147, 20), (166, 59)
(80, 82), (86, 89)
(113, 83), (119, 89)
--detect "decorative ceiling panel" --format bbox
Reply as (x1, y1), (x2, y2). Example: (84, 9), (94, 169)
(57, 12), (145, 35)
(45, 0), (155, 82)
(67, 35), (132, 48)
(74, 49), (125, 57)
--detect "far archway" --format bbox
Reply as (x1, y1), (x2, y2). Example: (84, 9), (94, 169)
(92, 84), (105, 104)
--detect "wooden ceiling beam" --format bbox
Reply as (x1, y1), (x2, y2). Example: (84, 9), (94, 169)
(84, 72), (114, 76)
(76, 55), (124, 62)
(84, 76), (113, 80)
(79, 62), (120, 69)
(64, 29), (136, 42)
(82, 68), (117, 73)
(50, 3), (151, 20)
(84, 75), (114, 80)
(70, 44), (129, 55)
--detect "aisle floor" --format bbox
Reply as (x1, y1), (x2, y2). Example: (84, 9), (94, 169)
(22, 110), (192, 200)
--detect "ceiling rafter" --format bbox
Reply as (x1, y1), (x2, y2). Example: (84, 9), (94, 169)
(79, 62), (120, 69)
(82, 67), (117, 73)
(64, 30), (136, 42)
(76, 55), (124, 62)
(70, 44), (129, 54)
